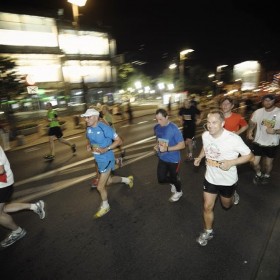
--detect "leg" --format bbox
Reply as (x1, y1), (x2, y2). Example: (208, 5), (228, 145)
(157, 159), (168, 184)
(49, 135), (55, 156)
(0, 202), (18, 231)
(263, 157), (274, 175)
(186, 138), (193, 159)
(168, 162), (183, 202)
(202, 192), (217, 230)
(251, 155), (262, 174)
(96, 171), (111, 201)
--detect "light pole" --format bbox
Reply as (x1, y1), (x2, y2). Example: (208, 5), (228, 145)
(179, 49), (194, 91)
(67, 0), (88, 107)
(216, 64), (228, 95)
(68, 0), (87, 28)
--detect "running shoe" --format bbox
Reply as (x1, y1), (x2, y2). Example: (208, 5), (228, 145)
(44, 154), (55, 160)
(261, 176), (270, 185)
(34, 200), (46, 219)
(196, 230), (214, 246)
(233, 191), (240, 205)
(1, 228), (27, 248)
(169, 191), (183, 202)
(71, 144), (76, 153)
(128, 176), (134, 188)
(253, 174), (263, 184)
(93, 206), (110, 219)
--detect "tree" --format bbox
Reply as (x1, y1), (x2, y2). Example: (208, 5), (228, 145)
(0, 57), (24, 99)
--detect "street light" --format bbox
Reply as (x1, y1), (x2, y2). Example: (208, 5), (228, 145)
(68, 0), (87, 28)
(67, 0), (88, 107)
(179, 49), (194, 91)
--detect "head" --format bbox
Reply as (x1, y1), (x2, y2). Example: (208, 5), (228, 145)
(46, 102), (52, 110)
(81, 108), (100, 127)
(220, 97), (234, 114)
(183, 98), (191, 108)
(206, 109), (225, 137)
(262, 94), (276, 110)
(101, 105), (109, 115)
(155, 108), (169, 127)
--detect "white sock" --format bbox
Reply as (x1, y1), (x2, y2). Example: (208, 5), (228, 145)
(121, 177), (129, 184)
(256, 172), (262, 177)
(101, 200), (109, 208)
(263, 174), (270, 178)
(13, 227), (22, 234)
(206, 229), (213, 234)
(30, 204), (37, 211)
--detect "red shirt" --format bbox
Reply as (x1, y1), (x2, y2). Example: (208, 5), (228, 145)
(224, 112), (247, 132)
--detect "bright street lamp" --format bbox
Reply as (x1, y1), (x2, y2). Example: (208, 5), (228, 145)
(179, 49), (194, 90)
(68, 0), (87, 27)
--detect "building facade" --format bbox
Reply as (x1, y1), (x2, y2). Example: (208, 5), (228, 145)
(0, 11), (117, 114)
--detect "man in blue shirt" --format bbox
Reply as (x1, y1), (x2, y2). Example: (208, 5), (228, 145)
(81, 108), (134, 218)
(154, 108), (185, 202)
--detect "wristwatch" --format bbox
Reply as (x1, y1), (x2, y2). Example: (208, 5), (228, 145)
(107, 146), (111, 151)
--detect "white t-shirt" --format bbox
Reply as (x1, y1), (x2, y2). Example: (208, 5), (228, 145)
(251, 107), (280, 146)
(0, 146), (14, 188)
(202, 129), (251, 186)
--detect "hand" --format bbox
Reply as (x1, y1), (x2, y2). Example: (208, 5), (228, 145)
(266, 127), (275, 134)
(219, 161), (231, 171)
(194, 157), (202, 166)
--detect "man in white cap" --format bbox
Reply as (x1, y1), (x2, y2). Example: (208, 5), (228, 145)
(81, 108), (134, 218)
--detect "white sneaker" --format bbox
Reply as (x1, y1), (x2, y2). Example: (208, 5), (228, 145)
(169, 191), (183, 202)
(170, 184), (176, 193)
(233, 191), (240, 205)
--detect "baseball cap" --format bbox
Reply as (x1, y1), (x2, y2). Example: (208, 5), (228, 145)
(262, 94), (275, 101)
(81, 108), (100, 117)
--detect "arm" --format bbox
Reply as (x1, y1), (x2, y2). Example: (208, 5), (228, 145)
(219, 152), (254, 171)
(246, 119), (256, 140)
(0, 164), (5, 175)
(236, 124), (248, 135)
(194, 148), (205, 166)
(98, 136), (123, 154)
(158, 140), (185, 153)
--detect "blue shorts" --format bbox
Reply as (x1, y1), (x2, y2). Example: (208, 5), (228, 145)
(96, 159), (115, 173)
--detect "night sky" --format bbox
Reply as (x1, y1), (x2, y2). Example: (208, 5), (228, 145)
(1, 0), (279, 77)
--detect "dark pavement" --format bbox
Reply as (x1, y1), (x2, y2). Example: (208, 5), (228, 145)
(1, 144), (280, 279)
(1, 104), (280, 280)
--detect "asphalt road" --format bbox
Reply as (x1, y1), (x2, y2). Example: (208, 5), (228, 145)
(1, 129), (280, 279)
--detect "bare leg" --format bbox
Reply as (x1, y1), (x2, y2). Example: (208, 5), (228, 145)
(202, 192), (217, 230)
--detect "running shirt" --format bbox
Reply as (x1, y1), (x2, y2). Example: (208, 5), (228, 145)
(154, 122), (184, 163)
(86, 122), (117, 164)
(202, 129), (251, 185)
(178, 106), (200, 127)
(0, 146), (14, 188)
(251, 107), (280, 146)
(47, 109), (60, 128)
(224, 112), (247, 132)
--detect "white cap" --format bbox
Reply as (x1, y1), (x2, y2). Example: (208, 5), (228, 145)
(81, 108), (100, 117)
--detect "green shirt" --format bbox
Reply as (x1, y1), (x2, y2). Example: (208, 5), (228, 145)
(47, 109), (60, 128)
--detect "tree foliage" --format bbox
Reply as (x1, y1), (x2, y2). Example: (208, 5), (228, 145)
(0, 57), (24, 99)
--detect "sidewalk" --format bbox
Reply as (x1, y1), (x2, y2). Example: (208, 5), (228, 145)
(8, 102), (161, 151)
